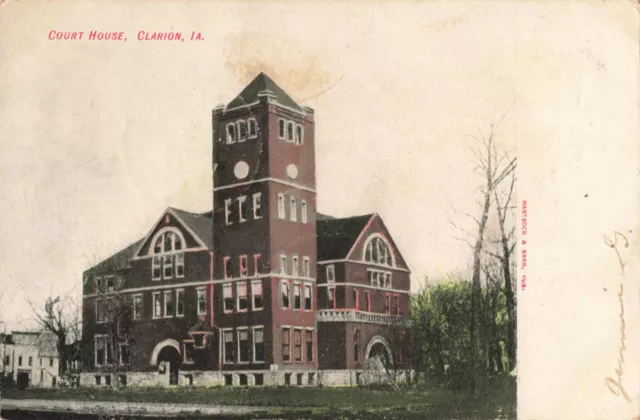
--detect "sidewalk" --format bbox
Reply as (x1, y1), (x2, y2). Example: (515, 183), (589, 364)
(1, 399), (271, 416)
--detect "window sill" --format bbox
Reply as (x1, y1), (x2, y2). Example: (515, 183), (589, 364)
(252, 307), (264, 311)
(176, 314), (185, 318)
(223, 310), (234, 314)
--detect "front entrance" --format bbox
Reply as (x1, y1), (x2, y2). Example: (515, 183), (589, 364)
(16, 371), (30, 390)
(157, 346), (180, 385)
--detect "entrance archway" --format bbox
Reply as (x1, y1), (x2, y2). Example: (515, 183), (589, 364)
(150, 339), (181, 386)
(364, 335), (393, 370)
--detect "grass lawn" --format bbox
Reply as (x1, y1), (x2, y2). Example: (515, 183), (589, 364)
(2, 375), (516, 419)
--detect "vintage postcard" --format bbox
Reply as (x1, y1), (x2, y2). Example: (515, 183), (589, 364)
(0, 1), (638, 419)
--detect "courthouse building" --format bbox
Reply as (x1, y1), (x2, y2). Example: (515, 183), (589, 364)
(81, 74), (412, 387)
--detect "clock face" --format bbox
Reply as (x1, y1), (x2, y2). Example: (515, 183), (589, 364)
(234, 160), (250, 180)
(286, 164), (299, 180)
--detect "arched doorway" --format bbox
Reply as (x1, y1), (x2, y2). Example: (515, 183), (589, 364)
(150, 339), (181, 386)
(364, 336), (394, 371)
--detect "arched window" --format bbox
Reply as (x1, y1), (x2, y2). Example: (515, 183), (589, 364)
(151, 229), (185, 280)
(363, 234), (394, 267)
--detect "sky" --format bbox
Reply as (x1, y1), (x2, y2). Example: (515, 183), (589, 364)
(2, 1), (640, 417)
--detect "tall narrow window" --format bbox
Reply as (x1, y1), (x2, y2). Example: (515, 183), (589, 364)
(327, 287), (335, 309)
(226, 123), (236, 144)
(236, 120), (247, 142)
(153, 293), (162, 318)
(237, 196), (248, 222)
(277, 193), (285, 219)
(248, 117), (258, 139)
(326, 265), (335, 282)
(302, 257), (310, 277)
(224, 199), (233, 225)
(239, 255), (248, 277)
(163, 254), (173, 279)
(253, 254), (261, 276)
(197, 287), (206, 315)
(305, 330), (314, 362)
(253, 327), (264, 362)
(28, 356), (33, 367)
(293, 282), (302, 310)
(354, 329), (361, 362)
(295, 124), (303, 145)
(163, 290), (173, 317)
(95, 336), (106, 366)
(286, 121), (294, 142)
(175, 253), (184, 278)
(237, 282), (248, 312)
(301, 200), (308, 223)
(223, 330), (235, 363)
(394, 295), (400, 315)
(96, 299), (106, 323)
(281, 281), (290, 309)
(292, 255), (299, 276)
(385, 293), (391, 314)
(252, 280), (263, 310)
(294, 329), (302, 362)
(282, 328), (291, 362)
(152, 257), (161, 280)
(176, 289), (184, 317)
(304, 284), (312, 310)
(224, 256), (231, 279)
(364, 291), (371, 312)
(290, 197), (297, 221)
(280, 253), (287, 275)
(352, 289), (359, 310)
(252, 193), (262, 219)
(223, 283), (233, 313)
(278, 119), (286, 139)
(238, 329), (249, 363)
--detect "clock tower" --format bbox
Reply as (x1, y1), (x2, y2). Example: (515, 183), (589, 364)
(211, 73), (318, 373)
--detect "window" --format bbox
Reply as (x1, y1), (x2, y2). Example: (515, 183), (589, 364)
(302, 257), (310, 277)
(248, 117), (258, 139)
(95, 336), (111, 366)
(253, 254), (261, 276)
(151, 230), (185, 280)
(352, 289), (359, 310)
(4, 355), (9, 366)
(237, 329), (249, 363)
(394, 295), (400, 315)
(153, 293), (162, 318)
(282, 328), (291, 362)
(292, 255), (299, 276)
(385, 294), (391, 314)
(289, 197), (297, 221)
(133, 294), (143, 319)
(326, 265), (335, 282)
(237, 282), (248, 311)
(293, 282), (302, 310)
(18, 356), (22, 366)
(280, 253), (287, 275)
(223, 283), (233, 312)
(327, 287), (335, 309)
(301, 200), (308, 223)
(223, 330), (235, 363)
(236, 120), (247, 142)
(364, 235), (393, 266)
(238, 196), (248, 222)
(286, 121), (294, 142)
(281, 281), (290, 309)
(95, 375), (101, 385)
(304, 284), (312, 310)
(253, 327), (264, 362)
(28, 356), (32, 366)
(119, 343), (129, 366)
(49, 358), (53, 367)
(367, 270), (390, 288)
(278, 118), (285, 139)
(224, 198), (233, 225)
(164, 290), (173, 317)
(277, 193), (285, 219)
(354, 329), (361, 362)
(176, 289), (184, 317)
(364, 291), (371, 312)
(252, 193), (262, 219)
(294, 329), (302, 362)
(295, 124), (303, 145)
(239, 255), (248, 277)
(254, 373), (264, 385)
(224, 256), (231, 279)
(96, 299), (107, 323)
(252, 280), (263, 310)
(306, 330), (314, 362)
(226, 123), (236, 144)
(197, 287), (206, 315)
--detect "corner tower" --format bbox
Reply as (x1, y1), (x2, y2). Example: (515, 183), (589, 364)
(212, 73), (318, 375)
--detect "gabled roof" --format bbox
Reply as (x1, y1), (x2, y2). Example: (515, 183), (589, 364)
(87, 238), (145, 274)
(168, 207), (213, 249)
(227, 72), (302, 112)
(316, 214), (374, 261)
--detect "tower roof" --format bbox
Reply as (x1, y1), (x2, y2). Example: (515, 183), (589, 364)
(227, 72), (302, 112)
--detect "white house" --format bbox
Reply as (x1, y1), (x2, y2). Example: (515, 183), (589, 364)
(1, 331), (60, 388)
